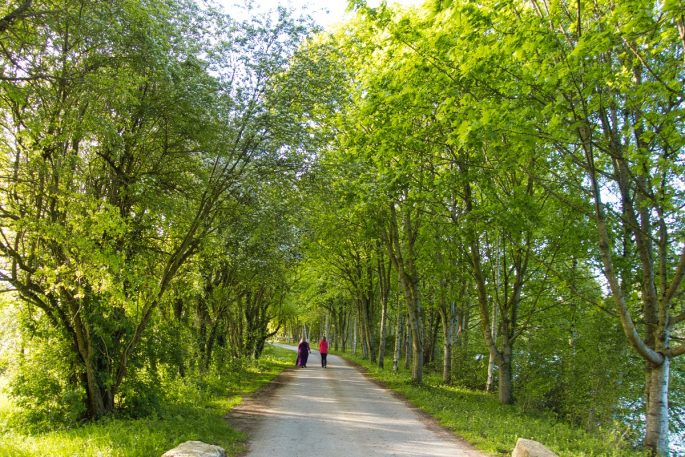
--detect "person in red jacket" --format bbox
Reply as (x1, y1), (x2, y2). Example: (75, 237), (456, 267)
(319, 336), (329, 368)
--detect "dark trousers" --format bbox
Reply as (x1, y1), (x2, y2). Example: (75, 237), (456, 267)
(321, 353), (328, 367)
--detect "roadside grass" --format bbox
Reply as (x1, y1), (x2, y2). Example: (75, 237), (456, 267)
(343, 353), (647, 457)
(0, 345), (294, 457)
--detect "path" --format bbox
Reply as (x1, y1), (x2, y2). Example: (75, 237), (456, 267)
(227, 343), (488, 457)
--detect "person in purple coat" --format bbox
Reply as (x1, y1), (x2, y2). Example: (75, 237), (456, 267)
(296, 338), (311, 368)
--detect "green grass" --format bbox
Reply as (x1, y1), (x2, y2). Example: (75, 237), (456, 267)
(0, 345), (294, 457)
(343, 353), (647, 457)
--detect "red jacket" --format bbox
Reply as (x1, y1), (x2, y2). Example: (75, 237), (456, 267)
(319, 339), (329, 354)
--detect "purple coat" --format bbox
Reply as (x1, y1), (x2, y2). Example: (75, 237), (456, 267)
(296, 341), (310, 367)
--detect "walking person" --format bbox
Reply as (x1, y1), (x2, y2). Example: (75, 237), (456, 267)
(296, 338), (311, 368)
(319, 336), (329, 368)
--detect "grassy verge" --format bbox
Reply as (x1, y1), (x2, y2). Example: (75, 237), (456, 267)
(342, 353), (647, 457)
(0, 344), (294, 457)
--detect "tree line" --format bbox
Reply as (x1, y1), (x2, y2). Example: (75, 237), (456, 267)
(0, 0), (316, 421)
(290, 1), (685, 456)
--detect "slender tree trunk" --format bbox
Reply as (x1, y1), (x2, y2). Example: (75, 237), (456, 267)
(404, 320), (411, 370)
(377, 244), (391, 369)
(423, 309), (439, 365)
(386, 203), (424, 383)
(438, 302), (453, 384)
(393, 311), (404, 373)
(204, 321), (219, 371)
(404, 285), (423, 382)
(579, 123), (683, 456)
(456, 303), (469, 377)
(378, 296), (388, 368)
(486, 300), (498, 392)
(353, 316), (358, 354)
(363, 297), (376, 362)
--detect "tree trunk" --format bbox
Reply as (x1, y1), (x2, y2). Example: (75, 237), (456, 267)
(83, 360), (107, 418)
(362, 296), (376, 362)
(645, 357), (670, 455)
(404, 321), (411, 370)
(353, 316), (358, 354)
(377, 244), (391, 369)
(325, 313), (331, 341)
(378, 295), (388, 368)
(409, 314), (424, 383)
(498, 343), (514, 404)
(423, 309), (439, 365)
(456, 303), (470, 377)
(486, 299), (498, 392)
(393, 311), (404, 373)
(71, 301), (112, 418)
(438, 302), (453, 384)
(386, 203), (423, 383)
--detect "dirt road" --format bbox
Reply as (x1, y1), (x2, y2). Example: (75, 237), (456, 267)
(228, 344), (488, 457)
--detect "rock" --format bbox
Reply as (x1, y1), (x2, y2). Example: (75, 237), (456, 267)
(161, 441), (226, 457)
(512, 438), (558, 457)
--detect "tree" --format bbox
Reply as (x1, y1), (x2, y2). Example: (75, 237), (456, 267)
(435, 0), (685, 452)
(507, 2), (684, 453)
(0, 0), (314, 418)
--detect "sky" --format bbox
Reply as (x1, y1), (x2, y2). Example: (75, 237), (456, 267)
(217, 0), (423, 29)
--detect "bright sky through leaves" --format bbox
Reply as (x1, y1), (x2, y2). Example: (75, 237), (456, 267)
(217, 0), (423, 28)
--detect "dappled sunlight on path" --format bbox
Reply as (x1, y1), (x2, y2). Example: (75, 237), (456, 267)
(228, 344), (486, 457)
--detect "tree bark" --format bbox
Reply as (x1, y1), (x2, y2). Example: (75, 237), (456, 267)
(393, 310), (404, 373)
(438, 301), (453, 384)
(486, 299), (497, 393)
(386, 203), (424, 383)
(499, 344), (514, 404)
(645, 357), (670, 454)
(377, 243), (391, 369)
(377, 295), (387, 368)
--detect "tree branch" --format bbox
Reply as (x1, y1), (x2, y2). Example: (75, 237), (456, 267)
(622, 37), (684, 98)
(0, 0), (32, 33)
(665, 343), (685, 358)
(664, 246), (685, 309)
(677, 15), (685, 65)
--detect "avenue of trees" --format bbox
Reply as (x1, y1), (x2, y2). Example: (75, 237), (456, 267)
(0, 0), (683, 456)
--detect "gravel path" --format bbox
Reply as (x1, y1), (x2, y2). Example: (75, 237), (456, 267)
(227, 344), (489, 457)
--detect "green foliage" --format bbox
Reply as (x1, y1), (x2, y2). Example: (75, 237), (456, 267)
(307, 0), (684, 453)
(515, 303), (643, 435)
(2, 304), (85, 430)
(1, 0), (684, 454)
(0, 344), (293, 457)
(0, 0), (315, 420)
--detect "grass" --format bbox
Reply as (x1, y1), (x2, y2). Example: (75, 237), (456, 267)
(342, 353), (648, 457)
(0, 345), (294, 457)
(1, 345), (647, 457)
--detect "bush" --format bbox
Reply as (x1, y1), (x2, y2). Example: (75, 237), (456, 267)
(9, 336), (86, 430)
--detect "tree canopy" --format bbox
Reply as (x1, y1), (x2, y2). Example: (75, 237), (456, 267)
(0, 0), (683, 455)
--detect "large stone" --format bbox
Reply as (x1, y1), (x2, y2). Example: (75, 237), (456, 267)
(512, 438), (558, 457)
(161, 441), (226, 457)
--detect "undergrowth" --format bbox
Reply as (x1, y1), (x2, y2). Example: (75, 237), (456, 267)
(0, 345), (293, 457)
